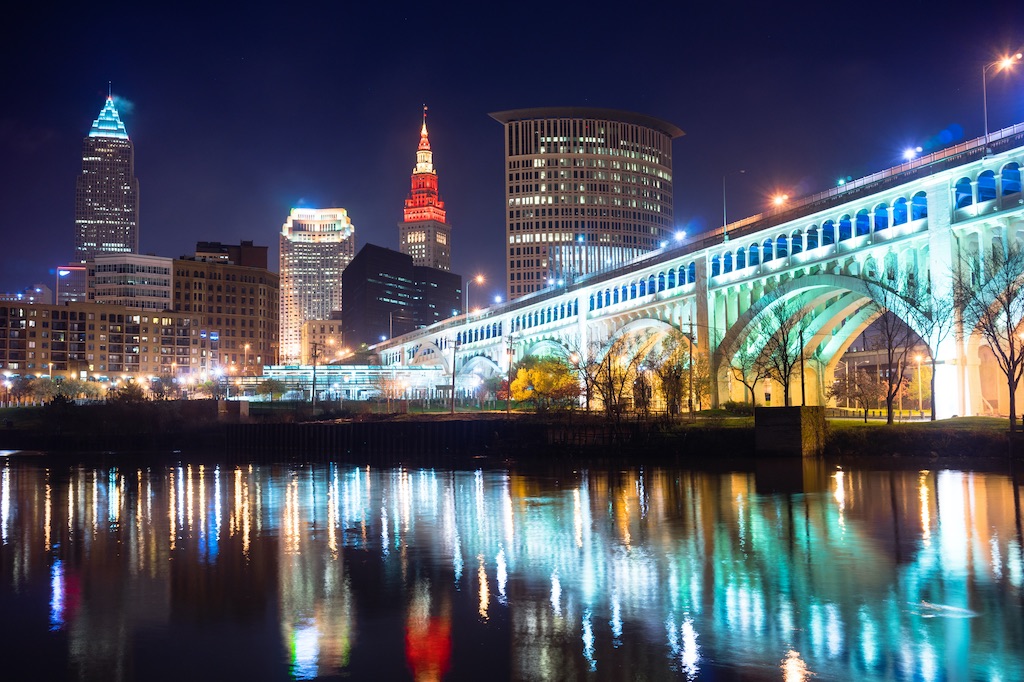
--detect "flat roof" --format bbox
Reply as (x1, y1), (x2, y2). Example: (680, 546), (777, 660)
(489, 107), (684, 139)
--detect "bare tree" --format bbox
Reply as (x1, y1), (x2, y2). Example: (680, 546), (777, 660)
(594, 332), (651, 420)
(758, 301), (811, 406)
(906, 278), (957, 421)
(866, 270), (923, 425)
(690, 348), (713, 410)
(955, 243), (1024, 432)
(564, 336), (603, 412)
(650, 334), (688, 416)
(731, 340), (770, 407)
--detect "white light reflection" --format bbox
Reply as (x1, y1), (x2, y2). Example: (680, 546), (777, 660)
(0, 463), (8, 544)
(825, 603), (842, 658)
(186, 464), (194, 530)
(291, 620), (321, 680)
(380, 499), (389, 557)
(168, 468), (176, 550)
(680, 618), (700, 680)
(858, 605), (877, 668)
(582, 608), (596, 671)
(550, 571), (561, 614)
(610, 591), (622, 643)
(49, 559), (65, 630)
(495, 546), (508, 604)
(991, 535), (1003, 580)
(833, 469), (845, 530)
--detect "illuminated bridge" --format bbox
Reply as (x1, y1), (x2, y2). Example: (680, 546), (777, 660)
(374, 123), (1024, 419)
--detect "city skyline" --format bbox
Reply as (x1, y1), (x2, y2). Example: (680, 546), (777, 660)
(2, 2), (1022, 307)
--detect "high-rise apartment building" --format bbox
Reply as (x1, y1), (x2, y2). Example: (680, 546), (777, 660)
(279, 208), (355, 364)
(398, 107), (451, 271)
(490, 107), (683, 300)
(74, 95), (140, 263)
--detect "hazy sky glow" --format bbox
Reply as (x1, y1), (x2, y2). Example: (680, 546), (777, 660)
(2, 1), (1022, 307)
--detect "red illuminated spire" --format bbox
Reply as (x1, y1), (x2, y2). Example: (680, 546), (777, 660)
(403, 105), (446, 223)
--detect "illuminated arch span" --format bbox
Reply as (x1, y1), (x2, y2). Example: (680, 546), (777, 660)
(716, 273), (928, 375)
(460, 353), (502, 378)
(598, 318), (690, 364)
(411, 341), (450, 372)
(522, 337), (572, 360)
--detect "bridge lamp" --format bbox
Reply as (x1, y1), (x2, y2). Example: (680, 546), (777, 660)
(465, 274), (484, 314)
(494, 295), (503, 304)
(660, 240), (668, 248)
(983, 52), (1023, 149)
(675, 230), (687, 242)
(902, 146), (923, 161)
(772, 194), (789, 207)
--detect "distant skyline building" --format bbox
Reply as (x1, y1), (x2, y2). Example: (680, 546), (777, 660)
(74, 95), (140, 263)
(88, 254), (173, 311)
(490, 107), (683, 300)
(398, 107), (452, 271)
(279, 208), (355, 364)
(342, 244), (461, 349)
(175, 244), (279, 375)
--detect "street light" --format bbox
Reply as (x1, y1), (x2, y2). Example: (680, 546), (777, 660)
(772, 193), (789, 207)
(983, 53), (1022, 150)
(465, 274), (484, 315)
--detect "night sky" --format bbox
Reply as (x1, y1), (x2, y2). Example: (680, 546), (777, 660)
(2, 1), (1022, 307)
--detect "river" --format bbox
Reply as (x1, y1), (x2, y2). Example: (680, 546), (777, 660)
(0, 454), (1021, 680)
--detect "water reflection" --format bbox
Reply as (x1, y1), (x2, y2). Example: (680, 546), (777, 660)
(0, 459), (1022, 680)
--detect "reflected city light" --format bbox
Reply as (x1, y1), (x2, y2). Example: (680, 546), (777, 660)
(0, 462), (1020, 679)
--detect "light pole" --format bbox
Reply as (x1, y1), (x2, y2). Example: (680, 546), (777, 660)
(243, 343), (250, 375)
(464, 274), (484, 315)
(722, 169), (745, 242)
(506, 334), (517, 415)
(310, 341), (324, 411)
(983, 53), (1022, 150)
(449, 337), (460, 414)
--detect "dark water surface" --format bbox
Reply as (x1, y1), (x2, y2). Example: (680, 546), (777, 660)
(1, 455), (1022, 681)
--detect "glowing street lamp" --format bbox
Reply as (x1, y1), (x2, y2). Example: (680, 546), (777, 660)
(983, 53), (1023, 150)
(772, 194), (789, 207)
(465, 274), (484, 315)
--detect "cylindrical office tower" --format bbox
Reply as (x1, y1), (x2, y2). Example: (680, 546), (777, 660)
(490, 107), (683, 300)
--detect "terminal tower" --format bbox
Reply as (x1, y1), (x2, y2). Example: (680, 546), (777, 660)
(398, 107), (451, 271)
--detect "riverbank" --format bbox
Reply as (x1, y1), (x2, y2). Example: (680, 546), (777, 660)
(2, 402), (1022, 468)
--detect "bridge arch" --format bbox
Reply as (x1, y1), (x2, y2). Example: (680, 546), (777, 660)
(715, 273), (928, 405)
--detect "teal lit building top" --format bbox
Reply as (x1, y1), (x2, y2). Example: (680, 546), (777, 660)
(88, 97), (129, 139)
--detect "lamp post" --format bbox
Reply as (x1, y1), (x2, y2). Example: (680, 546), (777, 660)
(506, 334), (517, 415)
(983, 53), (1022, 150)
(243, 343), (250, 375)
(310, 341), (324, 412)
(722, 169), (745, 242)
(449, 337), (460, 414)
(465, 274), (484, 315)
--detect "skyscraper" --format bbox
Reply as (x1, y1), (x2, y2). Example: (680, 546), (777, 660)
(279, 208), (355, 364)
(490, 107), (683, 300)
(74, 95), (140, 263)
(398, 107), (451, 271)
